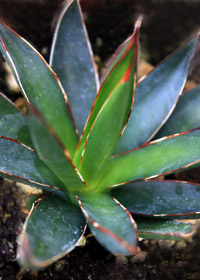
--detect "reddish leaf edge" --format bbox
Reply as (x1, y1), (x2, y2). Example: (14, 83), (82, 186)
(0, 19), (79, 137)
(130, 179), (200, 221)
(138, 220), (197, 240)
(128, 179), (200, 218)
(137, 33), (200, 87)
(78, 64), (135, 167)
(139, 34), (200, 144)
(17, 195), (87, 269)
(100, 16), (142, 84)
(120, 17), (141, 137)
(76, 17), (142, 154)
(0, 169), (63, 192)
(0, 92), (26, 116)
(49, 0), (99, 91)
(77, 20), (141, 168)
(31, 108), (88, 189)
(0, 136), (66, 191)
(0, 135), (34, 152)
(76, 194), (139, 255)
(107, 127), (200, 188)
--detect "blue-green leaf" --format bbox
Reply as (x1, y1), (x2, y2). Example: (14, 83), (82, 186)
(76, 192), (138, 255)
(112, 180), (200, 219)
(0, 92), (32, 147)
(18, 194), (86, 269)
(29, 113), (86, 192)
(156, 86), (200, 138)
(0, 137), (64, 192)
(135, 217), (196, 241)
(115, 36), (200, 153)
(0, 21), (78, 157)
(50, 0), (99, 134)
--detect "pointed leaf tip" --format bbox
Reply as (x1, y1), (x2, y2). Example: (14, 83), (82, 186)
(0, 20), (78, 156)
(115, 35), (200, 154)
(75, 24), (140, 187)
(50, 0), (99, 134)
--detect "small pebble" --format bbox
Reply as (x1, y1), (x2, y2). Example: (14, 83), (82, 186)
(175, 240), (187, 250)
(130, 251), (148, 264)
(115, 256), (128, 265)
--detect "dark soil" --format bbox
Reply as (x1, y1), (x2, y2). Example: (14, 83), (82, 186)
(1, 179), (200, 280)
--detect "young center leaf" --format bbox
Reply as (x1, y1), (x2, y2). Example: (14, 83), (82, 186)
(75, 22), (140, 188)
(74, 19), (141, 168)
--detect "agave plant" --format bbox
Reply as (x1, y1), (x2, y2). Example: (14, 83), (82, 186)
(1, 0), (200, 270)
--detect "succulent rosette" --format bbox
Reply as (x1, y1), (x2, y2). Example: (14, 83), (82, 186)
(0, 0), (200, 270)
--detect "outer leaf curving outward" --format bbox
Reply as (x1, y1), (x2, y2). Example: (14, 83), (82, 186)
(135, 218), (196, 241)
(99, 128), (200, 190)
(156, 86), (200, 138)
(50, 0), (99, 135)
(74, 19), (141, 167)
(0, 21), (78, 157)
(76, 192), (138, 256)
(115, 36), (200, 154)
(112, 180), (200, 219)
(29, 112), (86, 192)
(0, 92), (32, 147)
(18, 194), (86, 269)
(0, 137), (64, 191)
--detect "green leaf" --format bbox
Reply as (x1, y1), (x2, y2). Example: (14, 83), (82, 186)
(50, 0), (99, 134)
(0, 92), (32, 147)
(76, 192), (138, 255)
(135, 217), (196, 241)
(99, 129), (200, 189)
(79, 81), (135, 188)
(74, 20), (140, 167)
(18, 194), (86, 269)
(29, 113), (86, 192)
(77, 33), (140, 188)
(0, 21), (78, 157)
(156, 86), (200, 138)
(0, 137), (64, 192)
(112, 180), (200, 218)
(115, 36), (200, 153)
